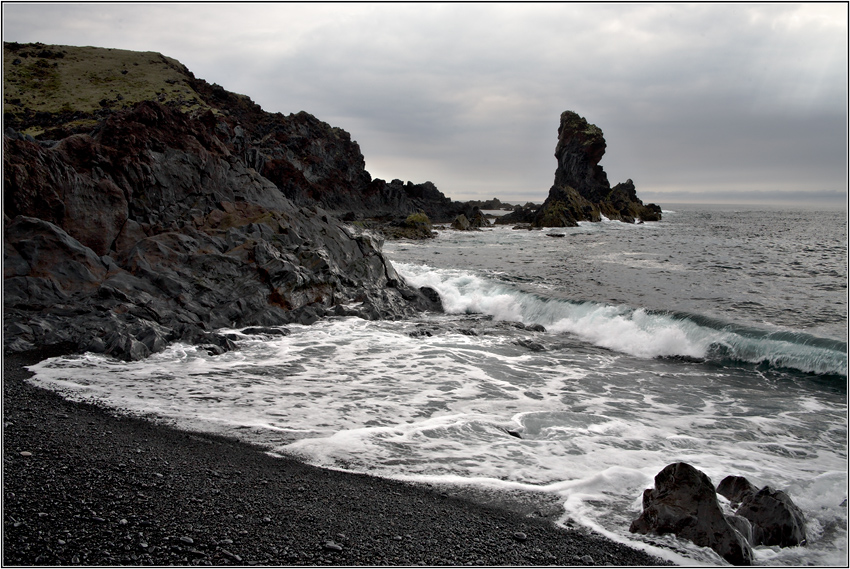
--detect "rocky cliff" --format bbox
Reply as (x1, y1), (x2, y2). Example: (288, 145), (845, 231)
(499, 111), (661, 227)
(4, 44), (442, 360)
(3, 42), (468, 226)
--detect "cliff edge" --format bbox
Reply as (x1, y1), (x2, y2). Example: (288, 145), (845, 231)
(4, 43), (441, 360)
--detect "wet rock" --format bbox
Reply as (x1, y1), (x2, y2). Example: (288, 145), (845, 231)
(416, 286), (443, 312)
(737, 486), (807, 547)
(717, 475), (758, 507)
(630, 462), (753, 565)
(725, 514), (754, 545)
(718, 475), (807, 548)
(515, 339), (545, 352)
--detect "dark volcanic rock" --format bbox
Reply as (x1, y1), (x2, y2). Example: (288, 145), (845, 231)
(532, 111), (661, 227)
(380, 212), (435, 240)
(630, 462), (753, 565)
(717, 475), (759, 507)
(451, 207), (488, 231)
(452, 214), (471, 230)
(736, 486), (807, 548)
(4, 101), (441, 360)
(718, 475), (807, 547)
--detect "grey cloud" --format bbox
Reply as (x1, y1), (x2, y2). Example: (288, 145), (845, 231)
(2, 3), (846, 203)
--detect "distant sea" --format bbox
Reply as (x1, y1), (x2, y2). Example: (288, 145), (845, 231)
(29, 204), (848, 565)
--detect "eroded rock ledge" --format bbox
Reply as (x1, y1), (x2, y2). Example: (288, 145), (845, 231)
(4, 102), (441, 360)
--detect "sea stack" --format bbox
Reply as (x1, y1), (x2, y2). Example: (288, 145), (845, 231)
(532, 111), (662, 227)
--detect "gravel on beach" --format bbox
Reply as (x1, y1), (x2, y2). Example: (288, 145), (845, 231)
(3, 347), (671, 566)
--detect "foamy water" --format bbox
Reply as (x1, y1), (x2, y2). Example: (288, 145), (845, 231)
(29, 313), (847, 565)
(26, 206), (848, 565)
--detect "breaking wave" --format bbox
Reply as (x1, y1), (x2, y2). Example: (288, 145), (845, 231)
(397, 263), (847, 377)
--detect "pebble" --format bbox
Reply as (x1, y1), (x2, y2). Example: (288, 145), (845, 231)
(323, 541), (343, 552)
(262, 516), (271, 524)
(19, 451), (32, 457)
(581, 554), (594, 564)
(179, 536), (194, 545)
(513, 531), (527, 542)
(221, 549), (242, 562)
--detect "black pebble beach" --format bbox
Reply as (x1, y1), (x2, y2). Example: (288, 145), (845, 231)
(3, 347), (670, 566)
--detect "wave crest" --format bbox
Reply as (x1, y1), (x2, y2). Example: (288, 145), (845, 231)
(397, 263), (847, 377)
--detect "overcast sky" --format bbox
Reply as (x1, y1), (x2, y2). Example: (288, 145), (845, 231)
(3, 3), (847, 206)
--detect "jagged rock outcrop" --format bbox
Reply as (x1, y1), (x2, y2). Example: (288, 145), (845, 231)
(3, 42), (466, 229)
(4, 100), (442, 360)
(451, 207), (489, 231)
(185, 78), (468, 224)
(529, 111), (662, 227)
(630, 462), (754, 565)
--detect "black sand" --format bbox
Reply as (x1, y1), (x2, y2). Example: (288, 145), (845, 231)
(3, 347), (670, 566)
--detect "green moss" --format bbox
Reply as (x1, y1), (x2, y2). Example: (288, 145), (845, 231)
(404, 212), (431, 227)
(3, 42), (213, 133)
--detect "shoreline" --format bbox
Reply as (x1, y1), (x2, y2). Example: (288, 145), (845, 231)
(3, 347), (670, 566)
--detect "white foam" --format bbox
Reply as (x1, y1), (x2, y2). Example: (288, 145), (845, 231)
(26, 314), (847, 566)
(396, 262), (848, 375)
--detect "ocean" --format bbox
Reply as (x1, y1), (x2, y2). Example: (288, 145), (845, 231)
(27, 204), (848, 565)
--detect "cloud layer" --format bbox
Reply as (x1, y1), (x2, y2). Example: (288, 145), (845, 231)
(3, 3), (846, 205)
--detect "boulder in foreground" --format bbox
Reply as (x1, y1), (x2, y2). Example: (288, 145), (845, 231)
(718, 477), (807, 548)
(631, 463), (809, 565)
(629, 462), (753, 565)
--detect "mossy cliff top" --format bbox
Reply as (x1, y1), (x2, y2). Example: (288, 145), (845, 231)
(3, 42), (246, 137)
